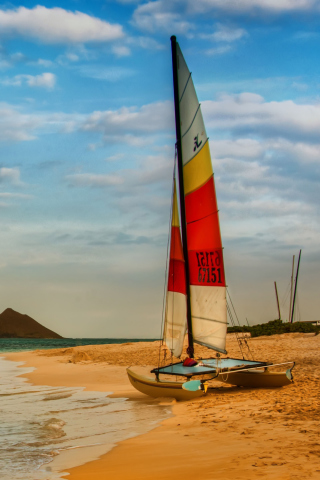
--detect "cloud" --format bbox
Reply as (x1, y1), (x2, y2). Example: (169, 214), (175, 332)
(205, 45), (232, 56)
(211, 138), (264, 159)
(66, 173), (124, 187)
(0, 6), (124, 44)
(0, 100), (171, 145)
(203, 23), (248, 42)
(0, 167), (21, 184)
(0, 192), (34, 200)
(131, 0), (320, 35)
(105, 153), (125, 162)
(202, 93), (320, 141)
(0, 103), (40, 141)
(2, 72), (56, 89)
(112, 45), (131, 57)
(75, 65), (135, 81)
(32, 58), (54, 67)
(127, 36), (164, 50)
(81, 101), (173, 138)
(132, 1), (193, 34)
(185, 0), (319, 15)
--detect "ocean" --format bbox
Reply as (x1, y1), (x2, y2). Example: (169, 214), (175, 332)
(0, 337), (156, 353)
(0, 339), (170, 480)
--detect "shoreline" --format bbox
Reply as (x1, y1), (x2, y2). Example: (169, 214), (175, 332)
(4, 333), (320, 479)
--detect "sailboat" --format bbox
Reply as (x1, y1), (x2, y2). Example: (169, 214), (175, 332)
(127, 36), (294, 400)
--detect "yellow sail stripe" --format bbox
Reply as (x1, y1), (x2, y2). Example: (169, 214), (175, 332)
(172, 182), (180, 227)
(183, 142), (213, 195)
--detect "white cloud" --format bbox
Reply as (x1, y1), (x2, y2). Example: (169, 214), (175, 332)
(27, 72), (56, 89)
(0, 103), (40, 141)
(211, 138), (263, 159)
(105, 153), (125, 162)
(66, 173), (124, 187)
(186, 0), (318, 15)
(112, 45), (131, 57)
(127, 36), (164, 50)
(131, 0), (320, 35)
(2, 72), (56, 89)
(205, 45), (232, 56)
(202, 93), (320, 140)
(0, 167), (21, 184)
(75, 65), (135, 81)
(33, 58), (54, 67)
(132, 1), (193, 34)
(0, 6), (124, 44)
(203, 24), (248, 42)
(0, 192), (32, 198)
(81, 101), (173, 137)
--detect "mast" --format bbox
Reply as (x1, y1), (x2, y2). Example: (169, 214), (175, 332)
(274, 281), (281, 320)
(170, 35), (194, 357)
(290, 249), (301, 323)
(289, 255), (295, 322)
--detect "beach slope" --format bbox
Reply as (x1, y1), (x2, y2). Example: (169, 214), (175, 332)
(5, 333), (320, 480)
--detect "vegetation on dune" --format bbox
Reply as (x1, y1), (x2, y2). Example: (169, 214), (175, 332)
(227, 319), (320, 337)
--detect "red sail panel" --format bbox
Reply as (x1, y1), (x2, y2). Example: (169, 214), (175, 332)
(170, 225), (184, 261)
(167, 258), (187, 294)
(167, 190), (186, 295)
(185, 176), (218, 224)
(185, 178), (225, 287)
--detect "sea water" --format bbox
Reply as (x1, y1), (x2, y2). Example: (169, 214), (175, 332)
(0, 340), (170, 480)
(0, 337), (156, 353)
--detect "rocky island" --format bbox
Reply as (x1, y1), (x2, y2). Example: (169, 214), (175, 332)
(0, 308), (62, 338)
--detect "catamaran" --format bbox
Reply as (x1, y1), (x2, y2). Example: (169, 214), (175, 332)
(127, 36), (294, 400)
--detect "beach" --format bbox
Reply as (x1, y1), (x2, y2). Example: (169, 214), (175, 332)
(4, 332), (320, 480)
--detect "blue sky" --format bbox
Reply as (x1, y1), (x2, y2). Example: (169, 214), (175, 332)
(1, 1), (320, 337)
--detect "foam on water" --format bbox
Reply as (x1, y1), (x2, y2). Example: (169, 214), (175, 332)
(0, 357), (171, 480)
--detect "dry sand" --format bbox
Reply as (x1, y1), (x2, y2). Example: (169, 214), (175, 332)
(5, 333), (320, 480)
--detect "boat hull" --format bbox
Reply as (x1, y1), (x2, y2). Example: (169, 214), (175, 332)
(127, 368), (206, 401)
(215, 368), (293, 388)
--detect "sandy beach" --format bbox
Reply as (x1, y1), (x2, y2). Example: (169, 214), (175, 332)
(5, 332), (320, 480)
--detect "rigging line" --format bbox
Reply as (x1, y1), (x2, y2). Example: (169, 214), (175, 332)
(226, 300), (245, 360)
(179, 72), (191, 102)
(226, 289), (242, 327)
(181, 104), (201, 138)
(226, 289), (255, 361)
(281, 280), (291, 307)
(158, 151), (176, 369)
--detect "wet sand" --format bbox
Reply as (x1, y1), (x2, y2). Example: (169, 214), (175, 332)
(5, 333), (320, 480)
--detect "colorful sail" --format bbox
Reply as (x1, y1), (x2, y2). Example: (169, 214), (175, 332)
(176, 42), (227, 354)
(163, 181), (187, 357)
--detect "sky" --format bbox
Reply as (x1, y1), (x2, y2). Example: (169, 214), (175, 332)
(1, 0), (320, 338)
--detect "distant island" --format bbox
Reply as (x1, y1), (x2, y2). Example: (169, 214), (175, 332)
(0, 308), (63, 339)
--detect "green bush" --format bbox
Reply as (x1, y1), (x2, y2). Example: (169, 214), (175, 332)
(227, 319), (319, 338)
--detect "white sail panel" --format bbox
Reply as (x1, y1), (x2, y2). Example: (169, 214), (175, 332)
(190, 285), (227, 353)
(176, 43), (190, 103)
(181, 107), (207, 167)
(163, 291), (187, 357)
(179, 77), (200, 138)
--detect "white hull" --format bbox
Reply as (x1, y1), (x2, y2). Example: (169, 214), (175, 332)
(127, 364), (293, 401)
(215, 367), (293, 388)
(127, 368), (206, 401)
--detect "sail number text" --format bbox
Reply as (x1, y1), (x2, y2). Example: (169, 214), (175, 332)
(195, 251), (223, 284)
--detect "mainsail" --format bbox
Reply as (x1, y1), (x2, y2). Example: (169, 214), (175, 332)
(172, 38), (227, 355)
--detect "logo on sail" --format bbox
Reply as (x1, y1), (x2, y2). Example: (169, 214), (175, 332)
(193, 134), (202, 152)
